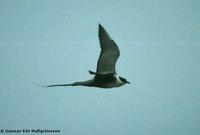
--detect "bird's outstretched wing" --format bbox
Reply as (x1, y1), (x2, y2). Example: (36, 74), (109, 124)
(96, 24), (120, 74)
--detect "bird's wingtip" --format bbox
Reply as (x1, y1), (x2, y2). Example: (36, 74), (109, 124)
(98, 23), (103, 28)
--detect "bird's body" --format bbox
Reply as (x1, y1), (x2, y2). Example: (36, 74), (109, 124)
(47, 73), (125, 88)
(46, 24), (130, 88)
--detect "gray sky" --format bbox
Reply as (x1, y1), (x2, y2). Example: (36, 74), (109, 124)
(0, 0), (200, 135)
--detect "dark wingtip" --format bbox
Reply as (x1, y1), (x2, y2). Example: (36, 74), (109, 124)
(98, 23), (104, 29)
(89, 70), (93, 74)
(98, 23), (104, 37)
(88, 70), (96, 75)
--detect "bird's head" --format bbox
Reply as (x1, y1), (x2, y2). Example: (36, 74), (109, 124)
(119, 76), (130, 84)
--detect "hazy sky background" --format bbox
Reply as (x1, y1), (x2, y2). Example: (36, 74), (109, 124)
(0, 0), (200, 135)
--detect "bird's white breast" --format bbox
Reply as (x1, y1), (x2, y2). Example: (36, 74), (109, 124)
(102, 74), (124, 88)
(115, 75), (124, 85)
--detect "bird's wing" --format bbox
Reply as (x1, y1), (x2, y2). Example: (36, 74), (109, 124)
(96, 24), (120, 74)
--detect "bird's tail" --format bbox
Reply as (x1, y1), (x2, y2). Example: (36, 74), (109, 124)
(35, 80), (92, 88)
(45, 84), (73, 87)
(35, 83), (73, 87)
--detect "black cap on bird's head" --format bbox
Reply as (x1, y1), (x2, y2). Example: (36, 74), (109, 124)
(119, 76), (130, 84)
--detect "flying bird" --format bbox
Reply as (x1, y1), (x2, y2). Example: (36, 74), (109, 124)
(46, 24), (130, 88)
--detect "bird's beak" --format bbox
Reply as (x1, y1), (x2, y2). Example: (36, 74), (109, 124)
(127, 81), (130, 84)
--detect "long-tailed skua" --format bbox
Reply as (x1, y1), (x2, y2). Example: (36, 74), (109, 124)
(46, 24), (130, 88)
